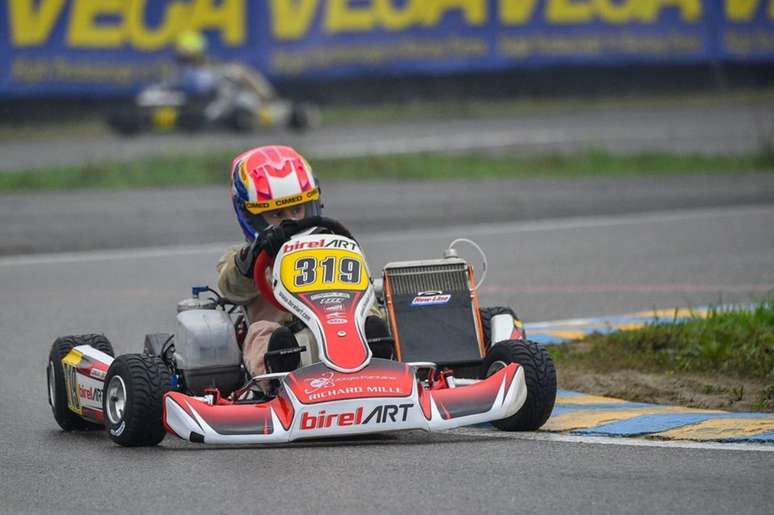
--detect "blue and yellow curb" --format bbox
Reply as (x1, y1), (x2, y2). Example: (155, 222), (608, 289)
(527, 307), (773, 443)
(525, 306), (728, 346)
(548, 390), (774, 442)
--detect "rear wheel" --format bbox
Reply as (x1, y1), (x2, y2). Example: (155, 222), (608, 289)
(231, 107), (256, 132)
(107, 109), (143, 136)
(47, 334), (114, 431)
(78, 333), (115, 357)
(288, 102), (320, 132)
(480, 306), (521, 349)
(178, 109), (205, 132)
(481, 340), (556, 431)
(103, 354), (170, 447)
(143, 333), (173, 357)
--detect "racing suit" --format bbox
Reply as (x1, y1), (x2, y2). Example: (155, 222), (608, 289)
(172, 62), (276, 102)
(174, 64), (217, 96)
(217, 245), (385, 377)
(217, 245), (309, 377)
(219, 63), (276, 101)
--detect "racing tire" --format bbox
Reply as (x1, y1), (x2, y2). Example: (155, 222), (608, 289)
(47, 334), (115, 431)
(230, 107), (256, 132)
(107, 110), (143, 137)
(143, 333), (173, 357)
(480, 306), (521, 349)
(178, 110), (205, 133)
(103, 354), (170, 447)
(481, 339), (556, 431)
(288, 102), (320, 132)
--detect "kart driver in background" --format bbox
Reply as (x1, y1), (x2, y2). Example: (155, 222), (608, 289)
(172, 30), (216, 97)
(217, 145), (389, 379)
(173, 30), (277, 102)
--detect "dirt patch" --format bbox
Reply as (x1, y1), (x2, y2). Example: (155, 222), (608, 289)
(557, 364), (774, 413)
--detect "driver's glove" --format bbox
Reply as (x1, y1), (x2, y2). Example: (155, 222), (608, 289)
(261, 219), (300, 257)
(234, 220), (302, 278)
(234, 238), (262, 278)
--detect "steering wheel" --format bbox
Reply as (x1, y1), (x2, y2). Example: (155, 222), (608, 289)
(252, 216), (356, 312)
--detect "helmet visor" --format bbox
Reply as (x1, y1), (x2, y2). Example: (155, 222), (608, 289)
(244, 188), (320, 215)
(240, 198), (322, 237)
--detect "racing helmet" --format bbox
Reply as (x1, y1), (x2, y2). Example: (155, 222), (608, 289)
(175, 30), (207, 64)
(230, 145), (322, 241)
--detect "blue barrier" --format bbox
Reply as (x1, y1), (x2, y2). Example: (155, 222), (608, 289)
(2, 0), (773, 97)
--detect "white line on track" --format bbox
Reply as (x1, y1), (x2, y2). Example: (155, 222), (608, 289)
(307, 128), (569, 158)
(305, 124), (711, 160)
(1, 204), (772, 268)
(368, 203), (774, 243)
(452, 428), (774, 452)
(0, 242), (232, 267)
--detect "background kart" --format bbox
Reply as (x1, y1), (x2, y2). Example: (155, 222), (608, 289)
(107, 66), (319, 136)
(47, 217), (556, 446)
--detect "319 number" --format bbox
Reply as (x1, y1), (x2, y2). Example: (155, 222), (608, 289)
(294, 256), (361, 287)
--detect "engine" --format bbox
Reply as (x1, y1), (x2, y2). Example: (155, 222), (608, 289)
(174, 310), (242, 395)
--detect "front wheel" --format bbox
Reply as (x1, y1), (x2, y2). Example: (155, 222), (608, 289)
(481, 340), (556, 431)
(103, 354), (170, 447)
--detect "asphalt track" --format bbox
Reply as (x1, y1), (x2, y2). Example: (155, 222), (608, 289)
(1, 100), (773, 172)
(1, 202), (773, 513)
(2, 172), (774, 257)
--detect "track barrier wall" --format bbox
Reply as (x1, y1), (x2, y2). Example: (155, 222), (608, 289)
(2, 0), (774, 98)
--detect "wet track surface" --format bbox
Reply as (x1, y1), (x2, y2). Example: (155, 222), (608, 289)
(3, 428), (772, 514)
(2, 173), (773, 257)
(1, 103), (774, 512)
(1, 101), (773, 172)
(1, 195), (773, 513)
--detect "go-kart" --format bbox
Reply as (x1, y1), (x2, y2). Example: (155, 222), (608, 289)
(46, 217), (556, 446)
(107, 66), (319, 136)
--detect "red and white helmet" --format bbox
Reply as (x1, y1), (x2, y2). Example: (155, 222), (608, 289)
(230, 145), (322, 241)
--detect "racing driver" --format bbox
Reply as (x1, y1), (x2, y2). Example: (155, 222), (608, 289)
(173, 30), (277, 104)
(217, 145), (388, 380)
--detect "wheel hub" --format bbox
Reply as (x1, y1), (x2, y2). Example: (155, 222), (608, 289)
(106, 376), (127, 425)
(47, 361), (56, 407)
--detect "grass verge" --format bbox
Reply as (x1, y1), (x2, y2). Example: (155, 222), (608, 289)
(2, 148), (774, 192)
(550, 301), (774, 411)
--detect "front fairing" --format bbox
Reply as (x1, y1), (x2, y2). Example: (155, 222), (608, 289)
(271, 234), (374, 373)
(163, 359), (526, 444)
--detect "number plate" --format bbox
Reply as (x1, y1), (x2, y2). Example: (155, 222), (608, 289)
(280, 249), (368, 294)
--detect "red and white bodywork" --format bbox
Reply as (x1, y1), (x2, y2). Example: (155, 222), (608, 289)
(163, 234), (528, 444)
(491, 314), (526, 343)
(164, 359), (525, 444)
(57, 346), (113, 425)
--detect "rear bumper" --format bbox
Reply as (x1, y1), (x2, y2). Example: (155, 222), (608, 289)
(164, 364), (526, 445)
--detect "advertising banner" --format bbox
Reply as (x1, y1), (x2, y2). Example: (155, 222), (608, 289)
(1, 0), (773, 97)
